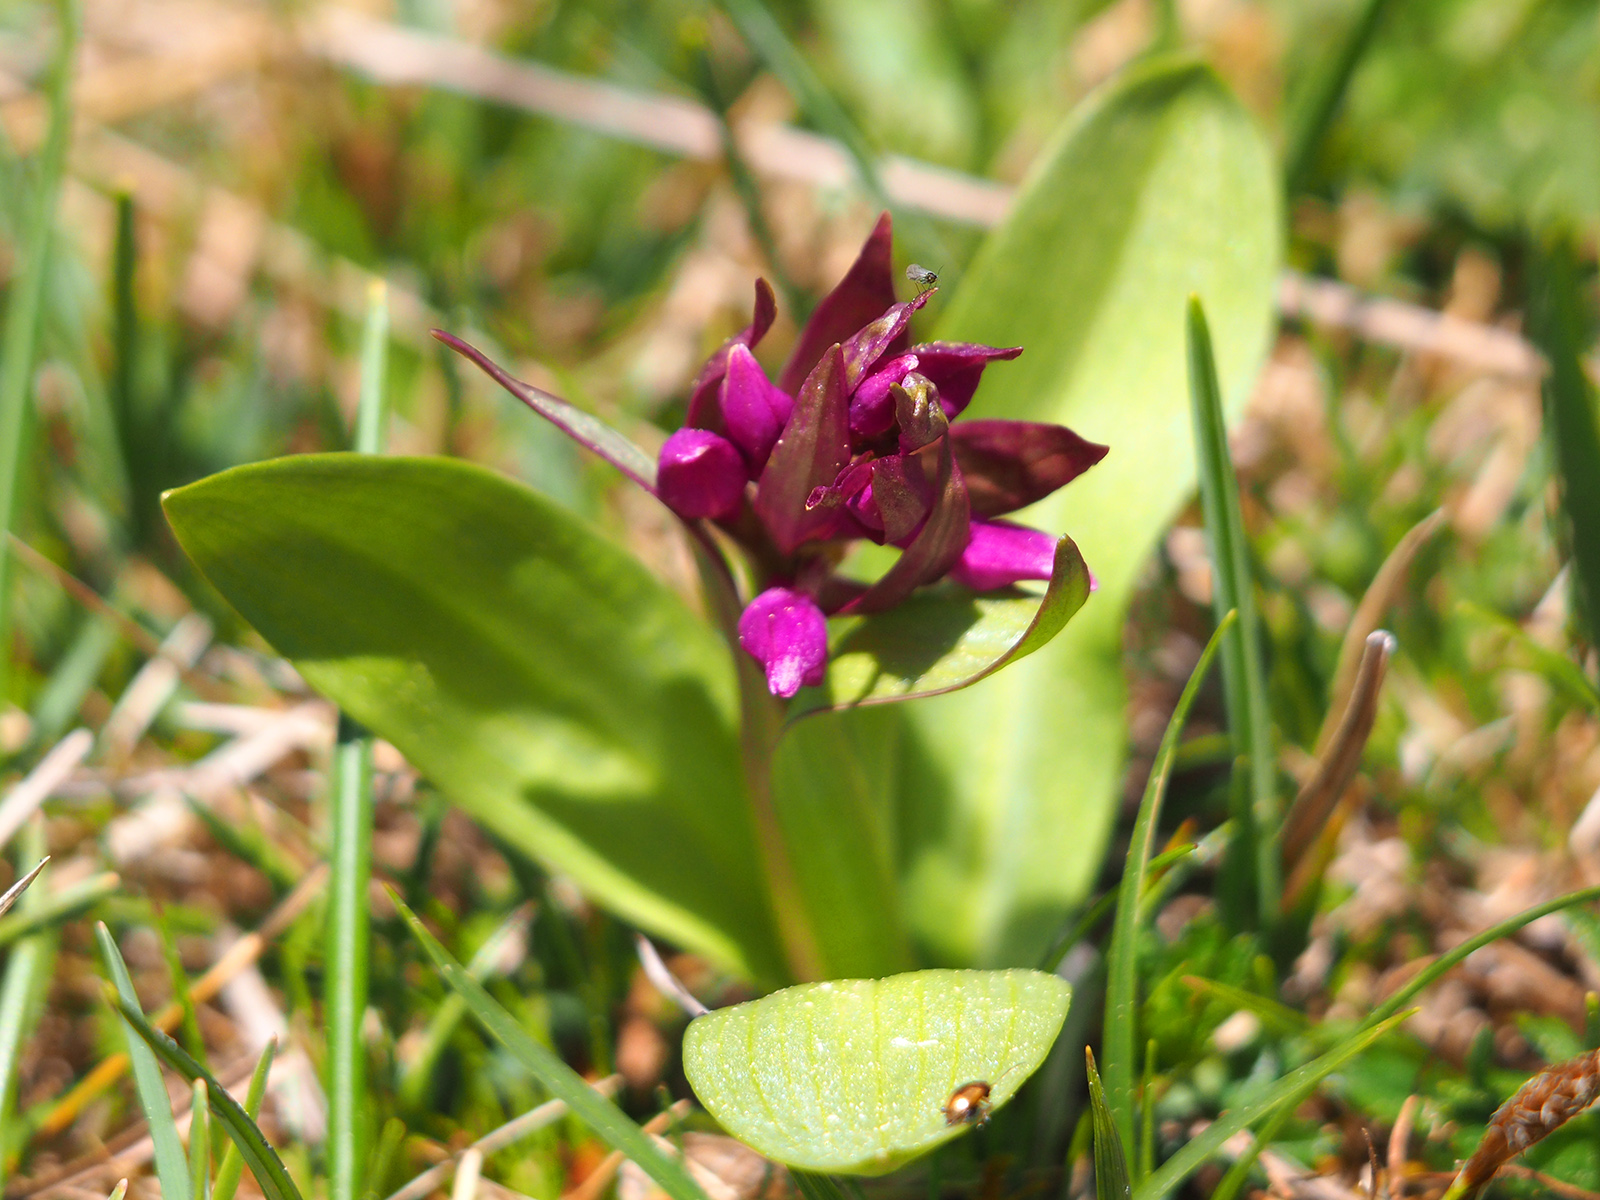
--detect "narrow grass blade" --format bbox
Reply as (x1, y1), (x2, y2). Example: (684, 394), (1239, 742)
(1283, 0), (1394, 192)
(327, 723), (373, 1200)
(1104, 611), (1235, 1152)
(107, 992), (305, 1200)
(96, 922), (192, 1200)
(0, 0), (77, 694)
(159, 908), (207, 1064)
(0, 857), (48, 920)
(398, 903), (533, 1110)
(1207, 1100), (1293, 1200)
(391, 893), (713, 1200)
(329, 281), (389, 1200)
(1529, 238), (1600, 650)
(1039, 845), (1196, 974)
(1138, 1041), (1156, 1184)
(213, 1040), (276, 1200)
(1189, 298), (1278, 921)
(190, 1080), (212, 1200)
(714, 0), (886, 210)
(1457, 601), (1600, 715)
(0, 869), (115, 947)
(107, 1181), (128, 1200)
(1134, 1011), (1410, 1200)
(0, 829), (54, 1193)
(1086, 1049), (1131, 1200)
(1367, 886), (1600, 1027)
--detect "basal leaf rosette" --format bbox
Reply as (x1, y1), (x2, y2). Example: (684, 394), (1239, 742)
(437, 212), (1108, 706)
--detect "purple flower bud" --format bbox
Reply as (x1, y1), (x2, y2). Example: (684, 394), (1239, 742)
(721, 344), (793, 469)
(657, 428), (747, 521)
(738, 587), (828, 698)
(849, 353), (918, 438)
(947, 519), (1059, 591)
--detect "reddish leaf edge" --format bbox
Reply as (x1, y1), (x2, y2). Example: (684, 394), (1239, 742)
(433, 330), (659, 493)
(792, 534), (1093, 719)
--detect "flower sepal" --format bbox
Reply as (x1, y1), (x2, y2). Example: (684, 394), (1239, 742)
(787, 533), (1093, 716)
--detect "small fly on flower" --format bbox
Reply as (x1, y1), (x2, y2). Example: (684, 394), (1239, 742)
(905, 263), (939, 296)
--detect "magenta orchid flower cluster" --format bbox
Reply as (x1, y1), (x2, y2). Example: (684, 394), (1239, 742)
(655, 215), (1107, 697)
(439, 214), (1107, 700)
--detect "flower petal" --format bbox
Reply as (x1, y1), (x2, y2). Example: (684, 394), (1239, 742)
(756, 345), (851, 553)
(848, 353), (918, 439)
(721, 344), (793, 469)
(908, 341), (1023, 416)
(687, 278), (779, 429)
(738, 587), (828, 698)
(433, 330), (659, 493)
(839, 292), (931, 393)
(950, 419), (1110, 516)
(778, 213), (898, 395)
(947, 519), (1058, 591)
(657, 428), (747, 520)
(866, 454), (934, 545)
(839, 435), (971, 615)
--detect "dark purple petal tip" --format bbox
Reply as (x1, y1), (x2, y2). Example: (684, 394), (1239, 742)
(738, 587), (828, 698)
(657, 428), (747, 521)
(948, 519), (1059, 591)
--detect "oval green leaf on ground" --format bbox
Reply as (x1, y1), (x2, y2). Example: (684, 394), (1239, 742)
(901, 56), (1281, 967)
(683, 968), (1070, 1175)
(162, 454), (788, 982)
(806, 536), (1091, 712)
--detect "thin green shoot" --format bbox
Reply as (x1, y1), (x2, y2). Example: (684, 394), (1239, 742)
(1207, 1098), (1293, 1200)
(1039, 844), (1196, 974)
(158, 906), (207, 1064)
(0, 0), (78, 696)
(1529, 237), (1600, 652)
(1134, 1011), (1411, 1200)
(390, 891), (714, 1200)
(107, 991), (305, 1200)
(1283, 0), (1394, 193)
(0, 826), (52, 1193)
(1086, 1048), (1131, 1200)
(1367, 886), (1600, 1028)
(328, 279), (390, 1200)
(1188, 296), (1278, 922)
(213, 1039), (276, 1200)
(0, 869), (116, 947)
(1138, 1040), (1156, 1184)
(1104, 610), (1236, 1153)
(97, 922), (191, 1200)
(190, 1079), (212, 1200)
(397, 902), (534, 1110)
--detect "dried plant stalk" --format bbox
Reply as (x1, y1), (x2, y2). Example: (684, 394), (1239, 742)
(1450, 1050), (1600, 1197)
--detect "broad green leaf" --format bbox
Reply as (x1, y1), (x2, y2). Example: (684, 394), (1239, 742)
(393, 894), (713, 1200)
(905, 56), (1280, 966)
(808, 536), (1091, 710)
(682, 968), (1070, 1175)
(107, 992), (305, 1200)
(771, 709), (914, 978)
(162, 454), (787, 982)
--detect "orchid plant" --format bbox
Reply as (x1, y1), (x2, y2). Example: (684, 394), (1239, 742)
(440, 214), (1105, 703)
